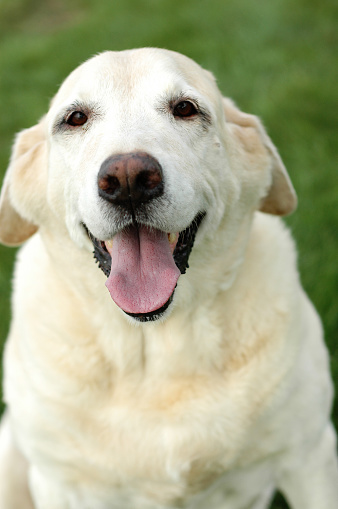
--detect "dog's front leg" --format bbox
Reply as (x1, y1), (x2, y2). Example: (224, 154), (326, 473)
(0, 412), (34, 509)
(29, 467), (68, 509)
(277, 423), (338, 509)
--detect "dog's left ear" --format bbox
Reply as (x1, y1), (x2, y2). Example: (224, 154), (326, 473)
(0, 119), (47, 246)
(223, 98), (297, 216)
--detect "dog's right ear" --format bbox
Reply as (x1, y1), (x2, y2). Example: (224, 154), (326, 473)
(0, 119), (47, 246)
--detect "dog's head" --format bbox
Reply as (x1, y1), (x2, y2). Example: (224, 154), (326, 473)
(0, 48), (297, 322)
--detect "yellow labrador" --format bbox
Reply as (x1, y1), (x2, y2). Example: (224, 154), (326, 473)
(0, 48), (337, 509)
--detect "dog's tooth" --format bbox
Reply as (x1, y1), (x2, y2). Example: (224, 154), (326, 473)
(168, 233), (177, 244)
(106, 239), (113, 249)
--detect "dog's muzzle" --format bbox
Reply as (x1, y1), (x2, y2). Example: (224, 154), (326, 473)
(86, 152), (205, 322)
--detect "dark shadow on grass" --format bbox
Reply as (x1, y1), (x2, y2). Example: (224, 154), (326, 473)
(270, 491), (289, 508)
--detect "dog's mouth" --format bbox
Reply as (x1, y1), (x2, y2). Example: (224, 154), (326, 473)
(86, 213), (205, 322)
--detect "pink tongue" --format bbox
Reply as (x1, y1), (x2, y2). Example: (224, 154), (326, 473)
(105, 226), (180, 314)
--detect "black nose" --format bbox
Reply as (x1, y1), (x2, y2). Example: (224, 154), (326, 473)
(97, 152), (164, 207)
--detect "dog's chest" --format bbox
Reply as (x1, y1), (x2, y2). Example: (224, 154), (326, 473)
(15, 305), (283, 506)
(39, 371), (261, 505)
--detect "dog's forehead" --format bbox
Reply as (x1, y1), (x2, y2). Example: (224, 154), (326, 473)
(50, 48), (220, 109)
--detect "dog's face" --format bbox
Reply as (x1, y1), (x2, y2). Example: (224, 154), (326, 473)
(0, 48), (297, 322)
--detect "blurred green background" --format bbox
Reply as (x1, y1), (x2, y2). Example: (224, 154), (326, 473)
(0, 0), (337, 507)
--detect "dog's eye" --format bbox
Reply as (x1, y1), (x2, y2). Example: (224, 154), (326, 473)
(173, 101), (198, 118)
(66, 111), (88, 127)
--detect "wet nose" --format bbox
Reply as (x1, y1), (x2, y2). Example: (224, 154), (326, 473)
(97, 152), (164, 207)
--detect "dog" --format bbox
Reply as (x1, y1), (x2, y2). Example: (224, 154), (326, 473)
(0, 48), (337, 509)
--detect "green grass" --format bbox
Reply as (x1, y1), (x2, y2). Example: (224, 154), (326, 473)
(0, 0), (337, 507)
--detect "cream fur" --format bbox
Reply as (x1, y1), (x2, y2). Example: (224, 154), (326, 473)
(0, 48), (337, 509)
